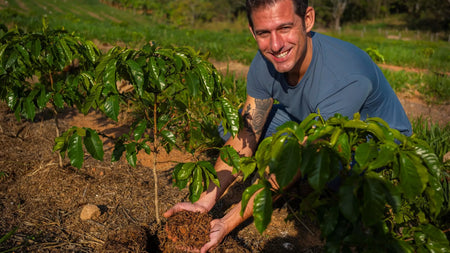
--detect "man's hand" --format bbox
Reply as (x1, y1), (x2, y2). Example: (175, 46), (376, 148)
(200, 219), (228, 253)
(163, 202), (209, 218)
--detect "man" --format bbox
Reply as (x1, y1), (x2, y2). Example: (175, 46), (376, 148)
(164, 0), (412, 252)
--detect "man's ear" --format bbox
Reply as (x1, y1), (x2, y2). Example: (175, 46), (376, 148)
(304, 7), (315, 33)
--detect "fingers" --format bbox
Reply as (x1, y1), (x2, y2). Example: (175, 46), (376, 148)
(163, 202), (208, 218)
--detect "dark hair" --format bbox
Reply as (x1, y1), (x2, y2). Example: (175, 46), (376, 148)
(246, 0), (309, 29)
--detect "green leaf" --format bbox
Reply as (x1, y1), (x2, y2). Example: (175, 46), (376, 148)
(172, 163), (188, 189)
(253, 184), (273, 234)
(189, 166), (203, 203)
(219, 97), (240, 137)
(241, 183), (264, 216)
(83, 128), (104, 161)
(319, 205), (339, 237)
(304, 147), (337, 191)
(53, 93), (64, 109)
(185, 71), (200, 97)
(355, 142), (376, 168)
(255, 137), (273, 176)
(6, 90), (17, 109)
(270, 137), (301, 189)
(112, 141), (125, 162)
(368, 142), (397, 171)
(103, 95), (119, 121)
(333, 132), (351, 163)
(126, 59), (144, 96)
(103, 59), (118, 94)
(220, 145), (240, 171)
(133, 120), (147, 141)
(338, 182), (359, 223)
(239, 157), (257, 181)
(421, 224), (450, 252)
(361, 172), (387, 226)
(177, 162), (196, 181)
(399, 153), (428, 199)
(198, 161), (220, 188)
(22, 97), (36, 120)
(161, 130), (177, 146)
(31, 39), (42, 58)
(37, 86), (51, 109)
(197, 63), (214, 97)
(425, 174), (444, 219)
(68, 132), (84, 169)
(125, 142), (137, 167)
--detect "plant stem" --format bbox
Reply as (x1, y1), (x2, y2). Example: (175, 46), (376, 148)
(52, 108), (63, 168)
(153, 101), (160, 225)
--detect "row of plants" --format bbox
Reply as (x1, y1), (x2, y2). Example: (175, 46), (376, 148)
(0, 23), (241, 225)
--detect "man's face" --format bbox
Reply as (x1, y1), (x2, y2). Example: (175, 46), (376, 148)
(250, 0), (312, 77)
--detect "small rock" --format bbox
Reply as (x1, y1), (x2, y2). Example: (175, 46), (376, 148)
(80, 204), (101, 221)
(443, 152), (450, 163)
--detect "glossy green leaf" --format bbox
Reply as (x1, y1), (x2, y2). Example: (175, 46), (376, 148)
(368, 143), (397, 171)
(220, 145), (240, 171)
(425, 174), (444, 219)
(103, 94), (119, 121)
(399, 153), (428, 199)
(421, 224), (450, 252)
(22, 97), (35, 120)
(319, 205), (339, 237)
(304, 147), (335, 191)
(197, 63), (214, 97)
(125, 142), (137, 167)
(185, 71), (200, 97)
(270, 137), (301, 189)
(255, 137), (273, 177)
(112, 141), (125, 162)
(333, 132), (351, 163)
(103, 58), (117, 94)
(253, 184), (273, 234)
(53, 93), (64, 109)
(241, 183), (264, 216)
(161, 130), (176, 146)
(126, 59), (144, 96)
(361, 172), (387, 226)
(133, 120), (147, 141)
(219, 97), (240, 137)
(189, 166), (203, 202)
(84, 128), (104, 161)
(239, 157), (257, 181)
(68, 132), (83, 169)
(198, 161), (220, 188)
(172, 163), (188, 189)
(177, 162), (196, 181)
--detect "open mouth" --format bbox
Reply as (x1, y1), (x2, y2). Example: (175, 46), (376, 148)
(273, 49), (291, 60)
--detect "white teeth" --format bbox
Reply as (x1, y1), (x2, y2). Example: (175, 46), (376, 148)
(275, 51), (288, 58)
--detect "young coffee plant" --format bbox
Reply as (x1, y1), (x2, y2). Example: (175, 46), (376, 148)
(183, 113), (449, 252)
(0, 21), (101, 166)
(53, 42), (240, 224)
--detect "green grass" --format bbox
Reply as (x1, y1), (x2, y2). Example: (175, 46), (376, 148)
(1, 0), (448, 103)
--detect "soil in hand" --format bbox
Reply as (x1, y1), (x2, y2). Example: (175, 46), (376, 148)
(165, 211), (212, 250)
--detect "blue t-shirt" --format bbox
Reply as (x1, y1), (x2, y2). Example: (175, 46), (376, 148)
(247, 32), (412, 136)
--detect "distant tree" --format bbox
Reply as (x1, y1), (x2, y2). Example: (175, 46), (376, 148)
(331, 0), (347, 30)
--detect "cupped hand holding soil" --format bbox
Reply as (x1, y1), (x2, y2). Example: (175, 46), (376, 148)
(165, 211), (212, 251)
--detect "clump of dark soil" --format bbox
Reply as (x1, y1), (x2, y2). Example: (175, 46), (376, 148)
(165, 211), (212, 250)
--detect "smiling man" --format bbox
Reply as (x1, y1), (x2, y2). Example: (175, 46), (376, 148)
(164, 0), (412, 252)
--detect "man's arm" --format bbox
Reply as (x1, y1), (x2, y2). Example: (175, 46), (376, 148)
(194, 95), (274, 211)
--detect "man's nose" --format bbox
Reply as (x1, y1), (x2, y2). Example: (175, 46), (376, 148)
(270, 33), (283, 52)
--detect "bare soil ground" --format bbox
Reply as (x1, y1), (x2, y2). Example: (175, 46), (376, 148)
(0, 61), (448, 252)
